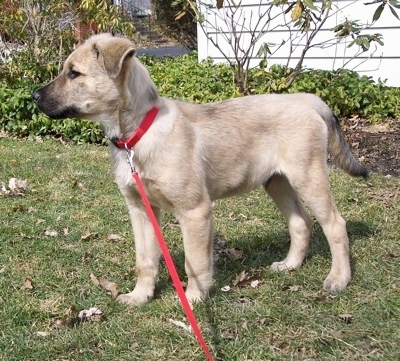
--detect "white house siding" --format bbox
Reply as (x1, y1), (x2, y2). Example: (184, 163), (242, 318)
(197, 0), (400, 86)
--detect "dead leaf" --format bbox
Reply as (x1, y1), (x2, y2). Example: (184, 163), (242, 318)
(22, 278), (33, 290)
(221, 285), (231, 292)
(9, 177), (27, 193)
(45, 227), (58, 237)
(107, 234), (123, 242)
(73, 180), (88, 192)
(259, 316), (273, 326)
(0, 182), (8, 195)
(80, 230), (98, 241)
(82, 252), (92, 263)
(35, 331), (50, 337)
(250, 279), (261, 288)
(291, 1), (304, 22)
(233, 270), (263, 287)
(338, 313), (353, 324)
(221, 327), (237, 340)
(233, 270), (247, 286)
(174, 10), (186, 20)
(311, 292), (336, 303)
(168, 319), (192, 333)
(78, 307), (103, 322)
(52, 305), (82, 329)
(242, 321), (249, 331)
(99, 278), (119, 299)
(90, 273), (100, 286)
(223, 248), (244, 260)
(1, 178), (28, 196)
(228, 212), (247, 221)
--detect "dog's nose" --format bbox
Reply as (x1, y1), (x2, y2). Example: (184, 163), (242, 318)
(32, 91), (41, 103)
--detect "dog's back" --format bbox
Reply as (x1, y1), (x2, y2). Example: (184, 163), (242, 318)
(171, 93), (367, 198)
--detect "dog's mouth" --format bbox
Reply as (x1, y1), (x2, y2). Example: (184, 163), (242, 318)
(33, 89), (81, 119)
(39, 104), (81, 120)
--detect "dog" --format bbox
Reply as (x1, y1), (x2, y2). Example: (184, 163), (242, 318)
(33, 33), (367, 306)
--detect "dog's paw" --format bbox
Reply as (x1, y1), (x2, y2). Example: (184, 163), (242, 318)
(116, 291), (152, 306)
(270, 260), (300, 272)
(323, 272), (351, 292)
(185, 288), (206, 307)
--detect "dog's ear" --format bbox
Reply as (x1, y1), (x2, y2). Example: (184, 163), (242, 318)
(93, 39), (136, 79)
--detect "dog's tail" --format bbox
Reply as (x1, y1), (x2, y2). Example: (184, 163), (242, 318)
(327, 115), (368, 178)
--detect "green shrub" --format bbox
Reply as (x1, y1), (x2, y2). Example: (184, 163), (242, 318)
(288, 69), (400, 122)
(1, 52), (399, 144)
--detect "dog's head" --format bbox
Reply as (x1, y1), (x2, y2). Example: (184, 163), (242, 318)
(33, 34), (140, 120)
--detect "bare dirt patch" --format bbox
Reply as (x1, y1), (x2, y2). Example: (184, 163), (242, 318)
(341, 118), (399, 178)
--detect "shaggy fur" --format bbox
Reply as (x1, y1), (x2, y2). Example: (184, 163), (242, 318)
(33, 34), (367, 305)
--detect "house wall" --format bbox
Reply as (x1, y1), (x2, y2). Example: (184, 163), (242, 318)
(197, 0), (400, 86)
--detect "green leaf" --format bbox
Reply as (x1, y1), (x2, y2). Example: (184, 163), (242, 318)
(372, 4), (385, 22)
(389, 4), (400, 19)
(361, 38), (371, 51)
(364, 0), (383, 5)
(303, 0), (318, 11)
(388, 0), (400, 9)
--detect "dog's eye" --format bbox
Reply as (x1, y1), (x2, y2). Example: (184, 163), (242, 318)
(68, 70), (81, 80)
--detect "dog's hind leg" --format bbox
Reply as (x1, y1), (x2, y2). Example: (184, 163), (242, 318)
(117, 201), (161, 306)
(265, 174), (313, 272)
(177, 202), (214, 305)
(288, 165), (351, 292)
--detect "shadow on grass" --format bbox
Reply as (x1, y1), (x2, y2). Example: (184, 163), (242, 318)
(150, 218), (375, 360)
(153, 218), (375, 294)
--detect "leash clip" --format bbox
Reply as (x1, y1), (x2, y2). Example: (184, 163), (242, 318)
(125, 144), (136, 173)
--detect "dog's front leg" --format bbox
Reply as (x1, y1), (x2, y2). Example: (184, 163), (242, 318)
(117, 199), (161, 306)
(178, 203), (214, 305)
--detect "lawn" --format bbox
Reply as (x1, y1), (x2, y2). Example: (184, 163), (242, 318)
(0, 137), (399, 360)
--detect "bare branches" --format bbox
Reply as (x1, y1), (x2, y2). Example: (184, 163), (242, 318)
(194, 0), (391, 94)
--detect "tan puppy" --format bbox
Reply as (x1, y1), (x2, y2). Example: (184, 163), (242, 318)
(33, 34), (367, 306)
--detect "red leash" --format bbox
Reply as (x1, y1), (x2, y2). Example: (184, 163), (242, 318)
(114, 107), (214, 361)
(132, 171), (214, 361)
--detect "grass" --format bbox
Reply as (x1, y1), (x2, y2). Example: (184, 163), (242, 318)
(0, 137), (399, 361)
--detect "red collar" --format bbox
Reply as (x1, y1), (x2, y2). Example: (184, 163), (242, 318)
(112, 107), (159, 149)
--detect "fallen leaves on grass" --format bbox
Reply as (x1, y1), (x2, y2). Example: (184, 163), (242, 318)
(233, 270), (262, 288)
(35, 331), (50, 337)
(73, 180), (88, 192)
(107, 234), (123, 242)
(78, 307), (103, 322)
(80, 230), (99, 241)
(168, 319), (192, 333)
(213, 237), (245, 263)
(82, 251), (92, 263)
(310, 291), (337, 303)
(0, 178), (28, 196)
(52, 305), (104, 329)
(44, 227), (59, 237)
(90, 273), (119, 299)
(228, 212), (247, 221)
(22, 278), (33, 290)
(221, 326), (238, 340)
(338, 313), (353, 324)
